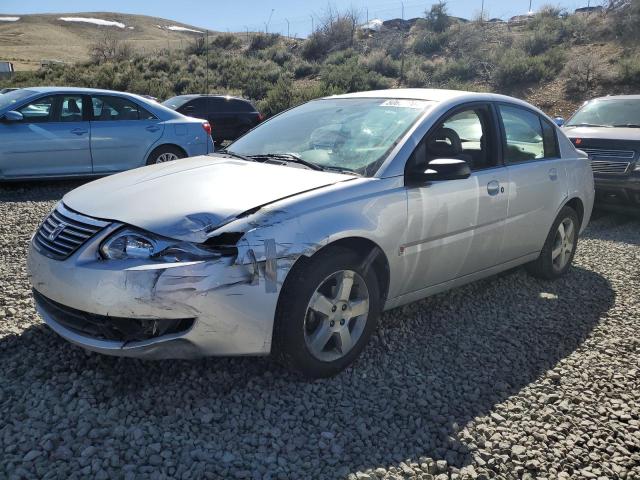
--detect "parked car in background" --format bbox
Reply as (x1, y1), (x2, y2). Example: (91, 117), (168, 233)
(561, 95), (640, 210)
(0, 87), (19, 94)
(162, 94), (263, 146)
(28, 89), (593, 378)
(0, 87), (213, 180)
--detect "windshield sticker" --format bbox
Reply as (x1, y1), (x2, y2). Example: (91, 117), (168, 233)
(380, 99), (430, 109)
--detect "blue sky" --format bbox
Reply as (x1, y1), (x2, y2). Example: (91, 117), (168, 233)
(2, 0), (588, 37)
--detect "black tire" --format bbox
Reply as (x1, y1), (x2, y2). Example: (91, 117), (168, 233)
(526, 206), (579, 280)
(273, 246), (382, 378)
(146, 145), (186, 166)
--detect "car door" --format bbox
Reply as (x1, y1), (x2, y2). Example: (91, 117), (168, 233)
(401, 103), (509, 292)
(0, 94), (92, 178)
(497, 104), (568, 261)
(89, 95), (164, 173)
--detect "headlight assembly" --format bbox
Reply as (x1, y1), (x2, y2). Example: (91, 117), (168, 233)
(100, 228), (228, 262)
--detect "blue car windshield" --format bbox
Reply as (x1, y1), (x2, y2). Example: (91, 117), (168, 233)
(228, 98), (434, 176)
(0, 89), (35, 111)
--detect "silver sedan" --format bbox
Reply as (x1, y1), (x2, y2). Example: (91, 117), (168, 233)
(27, 89), (595, 378)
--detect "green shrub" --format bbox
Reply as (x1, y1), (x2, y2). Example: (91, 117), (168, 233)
(424, 1), (450, 33)
(405, 65), (429, 87)
(320, 56), (391, 93)
(293, 61), (317, 79)
(301, 32), (330, 61)
(362, 50), (399, 77)
(618, 56), (640, 87)
(211, 33), (242, 50)
(413, 32), (446, 55)
(249, 33), (280, 51)
(432, 59), (476, 83)
(493, 49), (564, 88)
(518, 30), (557, 55)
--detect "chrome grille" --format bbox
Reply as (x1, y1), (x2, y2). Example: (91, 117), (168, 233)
(34, 203), (109, 259)
(581, 147), (635, 160)
(590, 160), (631, 175)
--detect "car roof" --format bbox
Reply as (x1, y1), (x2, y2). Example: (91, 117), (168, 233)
(328, 88), (534, 104)
(169, 94), (252, 102)
(588, 94), (640, 101)
(24, 86), (143, 95)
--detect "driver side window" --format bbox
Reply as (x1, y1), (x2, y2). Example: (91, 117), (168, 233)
(409, 105), (496, 172)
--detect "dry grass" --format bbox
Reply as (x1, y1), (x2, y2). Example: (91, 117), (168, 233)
(0, 12), (217, 70)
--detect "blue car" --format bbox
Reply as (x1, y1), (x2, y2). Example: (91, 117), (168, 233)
(0, 87), (214, 180)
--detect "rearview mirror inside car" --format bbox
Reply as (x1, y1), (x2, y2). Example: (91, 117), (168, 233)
(407, 158), (471, 184)
(2, 111), (24, 122)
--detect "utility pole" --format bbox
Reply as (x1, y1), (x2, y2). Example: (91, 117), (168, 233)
(401, 1), (405, 19)
(310, 14), (314, 33)
(244, 25), (249, 43)
(366, 7), (369, 24)
(481, 0), (485, 21)
(285, 18), (290, 38)
(265, 8), (275, 33)
(529, 0), (533, 13)
(205, 30), (209, 95)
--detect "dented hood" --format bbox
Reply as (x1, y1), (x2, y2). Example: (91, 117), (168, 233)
(63, 155), (351, 242)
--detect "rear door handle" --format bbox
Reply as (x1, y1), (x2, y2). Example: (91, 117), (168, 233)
(549, 168), (558, 181)
(70, 128), (87, 135)
(146, 125), (161, 132)
(487, 180), (500, 196)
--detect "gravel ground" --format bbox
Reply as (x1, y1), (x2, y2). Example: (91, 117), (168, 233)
(1, 182), (639, 480)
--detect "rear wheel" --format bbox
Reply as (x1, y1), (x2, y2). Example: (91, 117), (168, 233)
(274, 247), (381, 378)
(526, 206), (579, 280)
(146, 145), (186, 165)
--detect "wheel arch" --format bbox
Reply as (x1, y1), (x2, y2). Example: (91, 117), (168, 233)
(564, 196), (585, 229)
(146, 143), (188, 163)
(285, 236), (391, 304)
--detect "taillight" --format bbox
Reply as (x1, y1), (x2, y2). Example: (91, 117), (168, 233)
(257, 112), (265, 122)
(202, 122), (212, 135)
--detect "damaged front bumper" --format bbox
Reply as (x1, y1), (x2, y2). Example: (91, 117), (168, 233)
(27, 229), (284, 359)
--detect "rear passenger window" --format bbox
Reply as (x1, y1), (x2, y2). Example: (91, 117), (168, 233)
(59, 96), (84, 122)
(498, 105), (544, 163)
(232, 99), (254, 112)
(91, 96), (155, 121)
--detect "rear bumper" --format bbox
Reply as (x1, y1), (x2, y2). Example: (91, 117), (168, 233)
(594, 175), (640, 208)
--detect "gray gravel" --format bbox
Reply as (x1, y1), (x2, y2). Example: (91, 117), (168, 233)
(1, 181), (639, 480)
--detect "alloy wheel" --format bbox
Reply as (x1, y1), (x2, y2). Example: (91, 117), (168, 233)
(156, 152), (179, 163)
(551, 217), (575, 271)
(303, 269), (370, 362)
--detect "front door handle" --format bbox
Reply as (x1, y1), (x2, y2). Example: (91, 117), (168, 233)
(70, 128), (87, 135)
(549, 168), (558, 181)
(487, 180), (500, 196)
(146, 125), (161, 132)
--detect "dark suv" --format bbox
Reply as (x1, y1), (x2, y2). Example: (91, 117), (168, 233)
(562, 95), (640, 211)
(162, 95), (263, 145)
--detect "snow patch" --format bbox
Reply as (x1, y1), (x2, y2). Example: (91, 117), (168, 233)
(0, 16), (20, 22)
(360, 19), (383, 31)
(58, 17), (126, 28)
(156, 24), (203, 34)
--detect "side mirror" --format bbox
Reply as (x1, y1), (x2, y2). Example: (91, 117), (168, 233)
(554, 117), (565, 127)
(2, 110), (23, 122)
(407, 158), (471, 184)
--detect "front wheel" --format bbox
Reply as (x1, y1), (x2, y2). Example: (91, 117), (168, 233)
(274, 247), (381, 378)
(526, 206), (579, 280)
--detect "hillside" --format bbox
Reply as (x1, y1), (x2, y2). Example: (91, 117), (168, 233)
(0, 12), (213, 70)
(1, 4), (639, 119)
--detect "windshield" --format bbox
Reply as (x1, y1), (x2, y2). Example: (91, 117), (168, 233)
(566, 99), (640, 127)
(162, 96), (194, 110)
(0, 89), (34, 111)
(227, 97), (434, 176)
